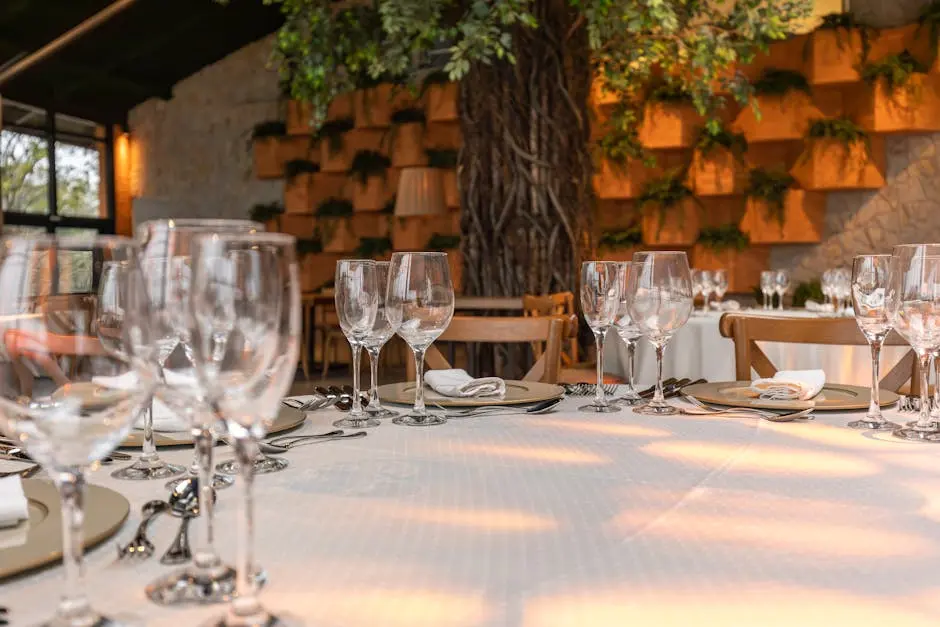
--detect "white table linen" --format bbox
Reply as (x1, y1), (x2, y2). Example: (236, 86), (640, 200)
(4, 394), (940, 626)
(0, 476), (28, 528)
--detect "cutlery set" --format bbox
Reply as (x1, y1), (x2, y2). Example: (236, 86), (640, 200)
(282, 386), (370, 413)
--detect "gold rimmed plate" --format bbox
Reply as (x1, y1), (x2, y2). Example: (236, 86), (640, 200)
(378, 380), (564, 408)
(0, 480), (129, 581)
(683, 381), (898, 412)
(121, 405), (306, 448)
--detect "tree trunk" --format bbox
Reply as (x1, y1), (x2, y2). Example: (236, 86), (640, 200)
(458, 0), (592, 297)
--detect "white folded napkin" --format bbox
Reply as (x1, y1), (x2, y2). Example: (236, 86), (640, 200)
(92, 372), (190, 432)
(424, 369), (507, 398)
(717, 300), (741, 312)
(804, 299), (835, 313)
(751, 369), (826, 401)
(0, 476), (29, 529)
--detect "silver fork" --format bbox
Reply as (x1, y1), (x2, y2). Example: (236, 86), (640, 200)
(564, 383), (618, 396)
(682, 395), (814, 422)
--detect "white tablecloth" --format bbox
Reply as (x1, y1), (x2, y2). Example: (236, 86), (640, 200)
(4, 396), (940, 626)
(606, 310), (911, 387)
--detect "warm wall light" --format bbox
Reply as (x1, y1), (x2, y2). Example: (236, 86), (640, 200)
(395, 167), (447, 216)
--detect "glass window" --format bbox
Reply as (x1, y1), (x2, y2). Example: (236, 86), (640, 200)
(1, 128), (50, 215)
(54, 139), (105, 218)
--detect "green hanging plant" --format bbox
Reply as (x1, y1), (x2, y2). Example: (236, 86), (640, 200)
(252, 121), (287, 139)
(296, 238), (323, 256)
(861, 50), (929, 92)
(646, 80), (694, 104)
(355, 236), (393, 258)
(598, 227), (642, 250)
(284, 159), (320, 182)
(316, 118), (354, 155)
(380, 196), (396, 214)
(805, 117), (872, 160)
(752, 68), (811, 96)
(315, 198), (354, 218)
(427, 233), (461, 250)
(426, 149), (458, 169)
(599, 103), (653, 166)
(746, 168), (795, 227)
(637, 169), (696, 229)
(694, 123), (748, 160)
(349, 150), (391, 184)
(390, 108), (427, 125)
(249, 202), (285, 223)
(792, 279), (824, 308)
(697, 224), (750, 252)
(813, 12), (876, 61)
(917, 0), (940, 63)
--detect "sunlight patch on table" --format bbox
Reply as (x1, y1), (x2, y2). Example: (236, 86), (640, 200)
(452, 442), (608, 465)
(529, 417), (671, 438)
(367, 502), (558, 532)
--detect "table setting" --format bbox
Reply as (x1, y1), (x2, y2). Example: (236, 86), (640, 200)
(3, 227), (940, 626)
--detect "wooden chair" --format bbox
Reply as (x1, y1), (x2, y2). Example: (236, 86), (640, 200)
(718, 313), (919, 394)
(523, 292), (578, 365)
(406, 315), (567, 384)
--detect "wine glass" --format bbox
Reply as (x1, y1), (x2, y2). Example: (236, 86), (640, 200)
(714, 269), (729, 309)
(386, 252), (455, 426)
(888, 251), (940, 442)
(627, 251), (693, 415)
(363, 261), (400, 419)
(775, 269), (791, 311)
(190, 232), (300, 627)
(834, 267), (851, 313)
(333, 259), (380, 429)
(0, 235), (157, 627)
(699, 270), (714, 313)
(612, 261), (643, 405)
(849, 255), (901, 431)
(690, 269), (703, 311)
(579, 261), (623, 413)
(760, 270), (775, 310)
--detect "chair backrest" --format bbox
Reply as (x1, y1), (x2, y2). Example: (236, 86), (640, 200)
(407, 315), (567, 383)
(523, 292), (578, 365)
(718, 313), (918, 393)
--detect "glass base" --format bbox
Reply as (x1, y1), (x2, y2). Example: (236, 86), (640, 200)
(166, 474), (234, 491)
(847, 419), (901, 430)
(392, 414), (447, 427)
(578, 403), (622, 414)
(613, 395), (644, 407)
(111, 458), (186, 481)
(893, 427), (940, 442)
(201, 610), (298, 627)
(905, 420), (940, 430)
(146, 564), (238, 605)
(36, 608), (139, 627)
(332, 417), (381, 429)
(216, 456), (289, 476)
(633, 403), (680, 416)
(365, 406), (400, 419)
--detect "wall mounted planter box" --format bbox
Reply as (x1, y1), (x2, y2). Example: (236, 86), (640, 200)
(354, 84), (416, 129)
(594, 158), (653, 200)
(279, 137), (311, 165)
(442, 169), (459, 208)
(284, 173), (314, 214)
(597, 248), (640, 263)
(423, 122), (462, 150)
(596, 200), (638, 231)
(641, 198), (700, 246)
(790, 136), (885, 191)
(253, 138), (281, 179)
(309, 173), (349, 209)
(638, 102), (699, 149)
(328, 93), (354, 122)
(350, 213), (391, 239)
(868, 24), (931, 63)
(732, 91), (824, 143)
(300, 253), (343, 292)
(320, 129), (384, 173)
(350, 170), (398, 212)
(690, 148), (747, 196)
(446, 249), (463, 293)
(745, 140), (804, 172)
(847, 74), (940, 134)
(807, 29), (864, 85)
(278, 214), (316, 239)
(321, 218), (359, 253)
(740, 36), (808, 81)
(287, 100), (314, 135)
(427, 83), (459, 122)
(740, 189), (826, 244)
(390, 123), (428, 167)
(690, 245), (770, 293)
(591, 77), (620, 107)
(392, 215), (453, 250)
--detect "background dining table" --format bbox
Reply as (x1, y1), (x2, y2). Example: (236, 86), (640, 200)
(3, 392), (940, 626)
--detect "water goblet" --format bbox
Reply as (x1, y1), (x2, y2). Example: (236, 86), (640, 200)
(760, 270), (775, 310)
(691, 269), (703, 310)
(579, 261), (623, 413)
(848, 254), (900, 431)
(386, 252), (455, 426)
(363, 261), (400, 419)
(775, 269), (791, 311)
(627, 251), (693, 415)
(699, 269), (715, 313)
(613, 261), (643, 405)
(714, 269), (728, 308)
(333, 259), (380, 429)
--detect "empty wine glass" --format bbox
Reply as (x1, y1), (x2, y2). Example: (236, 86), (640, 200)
(579, 261), (623, 413)
(775, 269), (791, 311)
(714, 269), (729, 308)
(386, 252), (455, 426)
(612, 261), (643, 405)
(0, 235), (158, 627)
(760, 270), (775, 310)
(888, 251), (940, 442)
(363, 261), (400, 419)
(691, 269), (703, 310)
(627, 251), (693, 415)
(334, 259), (380, 429)
(190, 232), (300, 627)
(821, 269), (834, 310)
(834, 267), (851, 313)
(699, 270), (715, 313)
(849, 255), (901, 431)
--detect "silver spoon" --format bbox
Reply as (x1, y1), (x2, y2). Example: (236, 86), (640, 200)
(258, 431), (367, 454)
(117, 500), (169, 560)
(439, 397), (562, 418)
(160, 477), (214, 565)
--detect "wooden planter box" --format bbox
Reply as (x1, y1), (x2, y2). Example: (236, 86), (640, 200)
(807, 29), (864, 85)
(594, 159), (653, 200)
(310, 173), (349, 209)
(287, 100), (314, 135)
(354, 85), (414, 129)
(424, 122), (462, 150)
(300, 253), (343, 292)
(321, 218), (359, 253)
(690, 245), (770, 293)
(641, 198), (700, 246)
(253, 138), (281, 179)
(446, 249), (463, 293)
(278, 214), (316, 239)
(442, 169), (459, 208)
(279, 136), (311, 166)
(740, 190), (826, 244)
(285, 173), (314, 214)
(350, 170), (398, 212)
(741, 35), (808, 81)
(391, 123), (427, 167)
(690, 148), (747, 196)
(591, 77), (619, 107)
(732, 91), (823, 143)
(847, 73), (940, 134)
(351, 213), (391, 239)
(596, 200), (637, 231)
(868, 24), (930, 63)
(597, 248), (640, 263)
(327, 93), (354, 121)
(319, 129), (383, 173)
(638, 102), (698, 149)
(427, 83), (458, 122)
(790, 136), (885, 191)
(392, 215), (452, 250)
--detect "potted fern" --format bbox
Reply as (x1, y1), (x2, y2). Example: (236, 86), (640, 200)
(741, 168), (825, 244)
(791, 118), (885, 190)
(284, 159), (321, 214)
(251, 121), (288, 179)
(638, 80), (700, 149)
(389, 108), (428, 167)
(853, 51), (940, 133)
(347, 150), (394, 211)
(353, 74), (415, 129)
(691, 224), (767, 293)
(422, 70), (458, 123)
(354, 236), (393, 260)
(426, 149), (459, 208)
(731, 68), (823, 142)
(597, 227), (642, 262)
(637, 169), (700, 246)
(316, 118), (356, 172)
(690, 123), (748, 196)
(806, 13), (874, 85)
(249, 201), (285, 231)
(315, 198), (358, 252)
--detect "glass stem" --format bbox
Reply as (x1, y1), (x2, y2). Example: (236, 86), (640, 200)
(141, 399), (157, 463)
(916, 352), (933, 430)
(192, 422), (220, 570)
(350, 343), (363, 415)
(625, 339), (638, 397)
(867, 339), (883, 422)
(651, 343), (666, 408)
(933, 353), (940, 417)
(54, 469), (92, 623)
(367, 346), (383, 411)
(413, 348), (427, 415)
(594, 330), (607, 407)
(230, 437), (264, 621)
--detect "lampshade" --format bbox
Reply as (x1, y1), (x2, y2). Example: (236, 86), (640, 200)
(394, 167), (447, 217)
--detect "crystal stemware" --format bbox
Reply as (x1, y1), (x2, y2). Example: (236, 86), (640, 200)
(0, 235), (157, 627)
(699, 269), (714, 313)
(386, 252), (455, 427)
(714, 269), (728, 309)
(363, 261), (400, 419)
(333, 259), (380, 429)
(691, 269), (703, 311)
(627, 251), (693, 415)
(612, 261), (643, 405)
(848, 254), (901, 431)
(190, 232), (300, 627)
(579, 261), (622, 413)
(760, 270), (775, 310)
(775, 269), (791, 311)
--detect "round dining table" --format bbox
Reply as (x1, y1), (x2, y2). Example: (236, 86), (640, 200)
(3, 392), (940, 626)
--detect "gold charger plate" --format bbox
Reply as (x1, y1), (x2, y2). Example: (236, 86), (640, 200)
(0, 480), (129, 581)
(378, 380), (564, 408)
(121, 405), (306, 448)
(683, 381), (898, 412)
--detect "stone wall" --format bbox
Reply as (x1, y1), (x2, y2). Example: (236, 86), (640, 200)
(128, 34), (282, 222)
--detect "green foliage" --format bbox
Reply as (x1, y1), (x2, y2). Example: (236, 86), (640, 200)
(918, 1), (940, 61)
(315, 118), (354, 154)
(752, 68), (811, 96)
(598, 227), (642, 250)
(315, 197), (354, 217)
(426, 149), (458, 169)
(355, 236), (393, 257)
(390, 108), (427, 125)
(814, 12), (875, 60)
(427, 233), (461, 250)
(861, 50), (928, 91)
(252, 121), (287, 138)
(349, 150), (391, 184)
(284, 159), (320, 181)
(695, 123), (748, 159)
(637, 169), (694, 211)
(647, 80), (692, 104)
(792, 279), (823, 308)
(806, 117), (869, 149)
(697, 224), (749, 252)
(296, 238), (323, 255)
(745, 168), (794, 226)
(249, 201), (285, 222)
